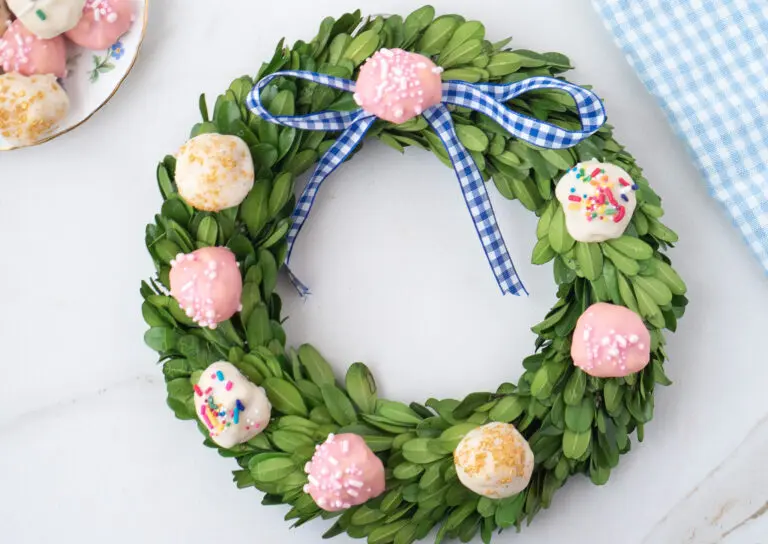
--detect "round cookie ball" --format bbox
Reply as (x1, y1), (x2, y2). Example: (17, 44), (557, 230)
(354, 48), (443, 124)
(555, 161), (638, 243)
(0, 73), (69, 146)
(169, 247), (243, 330)
(65, 0), (134, 50)
(194, 362), (271, 448)
(0, 19), (67, 77)
(304, 433), (386, 512)
(7, 0), (86, 39)
(175, 133), (255, 212)
(454, 422), (534, 499)
(571, 302), (651, 378)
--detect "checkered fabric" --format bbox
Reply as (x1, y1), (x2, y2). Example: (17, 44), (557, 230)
(248, 70), (606, 295)
(593, 0), (768, 272)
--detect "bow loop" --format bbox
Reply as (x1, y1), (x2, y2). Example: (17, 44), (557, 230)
(443, 78), (606, 149)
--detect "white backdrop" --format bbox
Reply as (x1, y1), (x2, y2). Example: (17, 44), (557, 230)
(1, 1), (767, 543)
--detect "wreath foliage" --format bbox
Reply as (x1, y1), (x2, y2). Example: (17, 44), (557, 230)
(142, 6), (687, 543)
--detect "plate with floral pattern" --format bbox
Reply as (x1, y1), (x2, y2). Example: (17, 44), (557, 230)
(0, 0), (148, 151)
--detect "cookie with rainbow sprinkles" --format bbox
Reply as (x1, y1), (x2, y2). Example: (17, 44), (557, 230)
(555, 160), (638, 242)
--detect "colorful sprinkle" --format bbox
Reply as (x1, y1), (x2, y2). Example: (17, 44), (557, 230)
(216, 370), (225, 381)
(35, 9), (47, 21)
(225, 381), (233, 391)
(568, 195), (582, 202)
(194, 385), (203, 397)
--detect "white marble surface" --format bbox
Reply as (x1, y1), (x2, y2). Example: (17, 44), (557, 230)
(1, 0), (767, 543)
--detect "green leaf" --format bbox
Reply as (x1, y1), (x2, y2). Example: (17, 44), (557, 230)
(565, 398), (595, 433)
(144, 327), (181, 352)
(264, 378), (308, 417)
(298, 344), (336, 387)
(563, 370), (586, 406)
(402, 438), (447, 464)
(494, 493), (525, 528)
(489, 395), (526, 422)
(606, 236), (654, 260)
(246, 304), (273, 348)
(453, 392), (493, 419)
(531, 238), (556, 265)
(441, 21), (485, 57)
(196, 216), (218, 246)
(418, 16), (460, 55)
(617, 272), (640, 313)
(321, 385), (358, 426)
(369, 521), (411, 544)
(603, 380), (624, 415)
(634, 284), (664, 326)
(487, 52), (523, 77)
(602, 243), (640, 276)
(549, 206), (575, 254)
(343, 30), (380, 66)
(653, 260), (687, 295)
(403, 5), (435, 47)
(576, 242), (604, 281)
(440, 39), (483, 69)
(454, 125), (489, 152)
(249, 453), (295, 483)
(540, 148), (573, 171)
(345, 363), (378, 414)
(562, 429), (591, 459)
(377, 400), (423, 425)
(632, 276), (673, 306)
(270, 430), (315, 453)
(268, 90), (296, 116)
(394, 462), (425, 480)
(268, 172), (294, 217)
(240, 179), (271, 237)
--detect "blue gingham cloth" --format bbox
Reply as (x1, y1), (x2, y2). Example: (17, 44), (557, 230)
(593, 0), (768, 272)
(247, 69), (606, 295)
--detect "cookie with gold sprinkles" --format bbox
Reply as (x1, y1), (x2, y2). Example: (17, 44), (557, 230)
(0, 72), (68, 146)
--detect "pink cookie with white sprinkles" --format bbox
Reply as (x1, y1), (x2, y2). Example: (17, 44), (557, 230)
(65, 0), (134, 50)
(169, 246), (242, 330)
(304, 433), (386, 512)
(354, 48), (443, 124)
(571, 302), (651, 378)
(0, 19), (67, 77)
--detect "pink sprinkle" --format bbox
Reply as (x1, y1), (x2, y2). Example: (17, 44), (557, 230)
(225, 381), (233, 391)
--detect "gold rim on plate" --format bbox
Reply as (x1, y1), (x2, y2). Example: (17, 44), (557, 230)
(0, 0), (149, 152)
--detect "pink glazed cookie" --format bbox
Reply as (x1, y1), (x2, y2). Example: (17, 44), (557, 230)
(169, 247), (243, 330)
(354, 48), (443, 124)
(0, 19), (67, 77)
(304, 433), (385, 512)
(65, 0), (134, 50)
(571, 302), (651, 378)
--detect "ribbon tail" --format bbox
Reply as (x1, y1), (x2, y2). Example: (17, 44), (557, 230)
(422, 104), (527, 296)
(284, 113), (377, 296)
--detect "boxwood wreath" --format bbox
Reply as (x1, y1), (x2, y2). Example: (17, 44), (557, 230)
(141, 6), (688, 544)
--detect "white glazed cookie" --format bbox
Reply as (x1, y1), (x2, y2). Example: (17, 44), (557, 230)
(0, 72), (69, 146)
(453, 422), (534, 499)
(555, 161), (638, 243)
(7, 0), (86, 39)
(175, 133), (255, 212)
(194, 362), (271, 449)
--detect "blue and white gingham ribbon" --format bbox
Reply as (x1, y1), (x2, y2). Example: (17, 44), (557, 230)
(247, 70), (606, 296)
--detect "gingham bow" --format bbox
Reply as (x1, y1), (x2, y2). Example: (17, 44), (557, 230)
(247, 71), (606, 296)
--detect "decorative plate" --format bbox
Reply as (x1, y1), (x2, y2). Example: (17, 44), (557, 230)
(0, 0), (148, 151)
